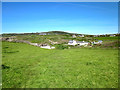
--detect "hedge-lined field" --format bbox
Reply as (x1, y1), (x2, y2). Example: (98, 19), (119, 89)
(2, 41), (118, 88)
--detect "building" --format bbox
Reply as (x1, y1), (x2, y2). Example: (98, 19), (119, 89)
(94, 35), (100, 37)
(77, 41), (89, 46)
(68, 40), (89, 46)
(92, 40), (103, 45)
(72, 35), (77, 38)
(110, 34), (116, 37)
(39, 33), (47, 35)
(40, 45), (55, 49)
(68, 40), (77, 45)
(78, 34), (84, 37)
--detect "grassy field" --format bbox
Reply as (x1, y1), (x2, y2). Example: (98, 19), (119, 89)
(2, 41), (118, 88)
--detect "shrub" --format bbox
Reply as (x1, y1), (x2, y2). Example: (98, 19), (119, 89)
(55, 44), (68, 50)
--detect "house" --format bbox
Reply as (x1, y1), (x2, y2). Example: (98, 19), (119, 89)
(94, 35), (100, 37)
(40, 45), (55, 49)
(110, 34), (116, 37)
(40, 44), (55, 49)
(29, 43), (38, 46)
(39, 33), (47, 35)
(77, 41), (89, 46)
(40, 45), (51, 49)
(92, 40), (103, 45)
(68, 40), (89, 46)
(98, 40), (103, 43)
(51, 46), (55, 49)
(68, 40), (77, 45)
(72, 35), (77, 38)
(78, 34), (84, 37)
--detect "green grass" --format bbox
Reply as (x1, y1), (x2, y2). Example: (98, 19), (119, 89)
(94, 36), (118, 41)
(2, 41), (118, 88)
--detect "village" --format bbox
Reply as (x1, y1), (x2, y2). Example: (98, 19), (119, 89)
(1, 31), (119, 50)
(2, 32), (116, 49)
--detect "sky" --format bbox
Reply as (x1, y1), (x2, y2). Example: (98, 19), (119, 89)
(2, 2), (118, 35)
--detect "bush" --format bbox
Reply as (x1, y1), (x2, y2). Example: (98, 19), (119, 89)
(55, 44), (68, 50)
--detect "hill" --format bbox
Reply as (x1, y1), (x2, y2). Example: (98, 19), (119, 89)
(2, 41), (118, 88)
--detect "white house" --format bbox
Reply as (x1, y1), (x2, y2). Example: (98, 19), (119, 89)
(92, 40), (103, 44)
(51, 46), (55, 49)
(68, 40), (89, 46)
(110, 34), (116, 37)
(94, 35), (100, 37)
(77, 41), (89, 46)
(72, 35), (77, 38)
(41, 45), (51, 49)
(68, 40), (77, 45)
(39, 33), (47, 35)
(29, 43), (38, 46)
(98, 40), (103, 43)
(78, 34), (84, 37)
(40, 44), (55, 49)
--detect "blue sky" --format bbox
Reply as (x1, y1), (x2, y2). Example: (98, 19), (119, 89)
(2, 2), (118, 35)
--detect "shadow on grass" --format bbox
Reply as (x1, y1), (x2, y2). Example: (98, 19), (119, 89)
(3, 51), (19, 53)
(3, 46), (9, 49)
(1, 64), (10, 69)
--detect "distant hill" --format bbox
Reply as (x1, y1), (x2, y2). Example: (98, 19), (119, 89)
(40, 31), (77, 35)
(2, 31), (119, 36)
(1, 31), (76, 37)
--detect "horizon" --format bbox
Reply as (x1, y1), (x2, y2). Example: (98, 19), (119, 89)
(2, 2), (118, 35)
(1, 30), (119, 35)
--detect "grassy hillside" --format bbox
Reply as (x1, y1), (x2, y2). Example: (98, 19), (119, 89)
(16, 35), (71, 44)
(2, 32), (119, 49)
(2, 41), (118, 88)
(94, 36), (118, 40)
(14, 34), (118, 44)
